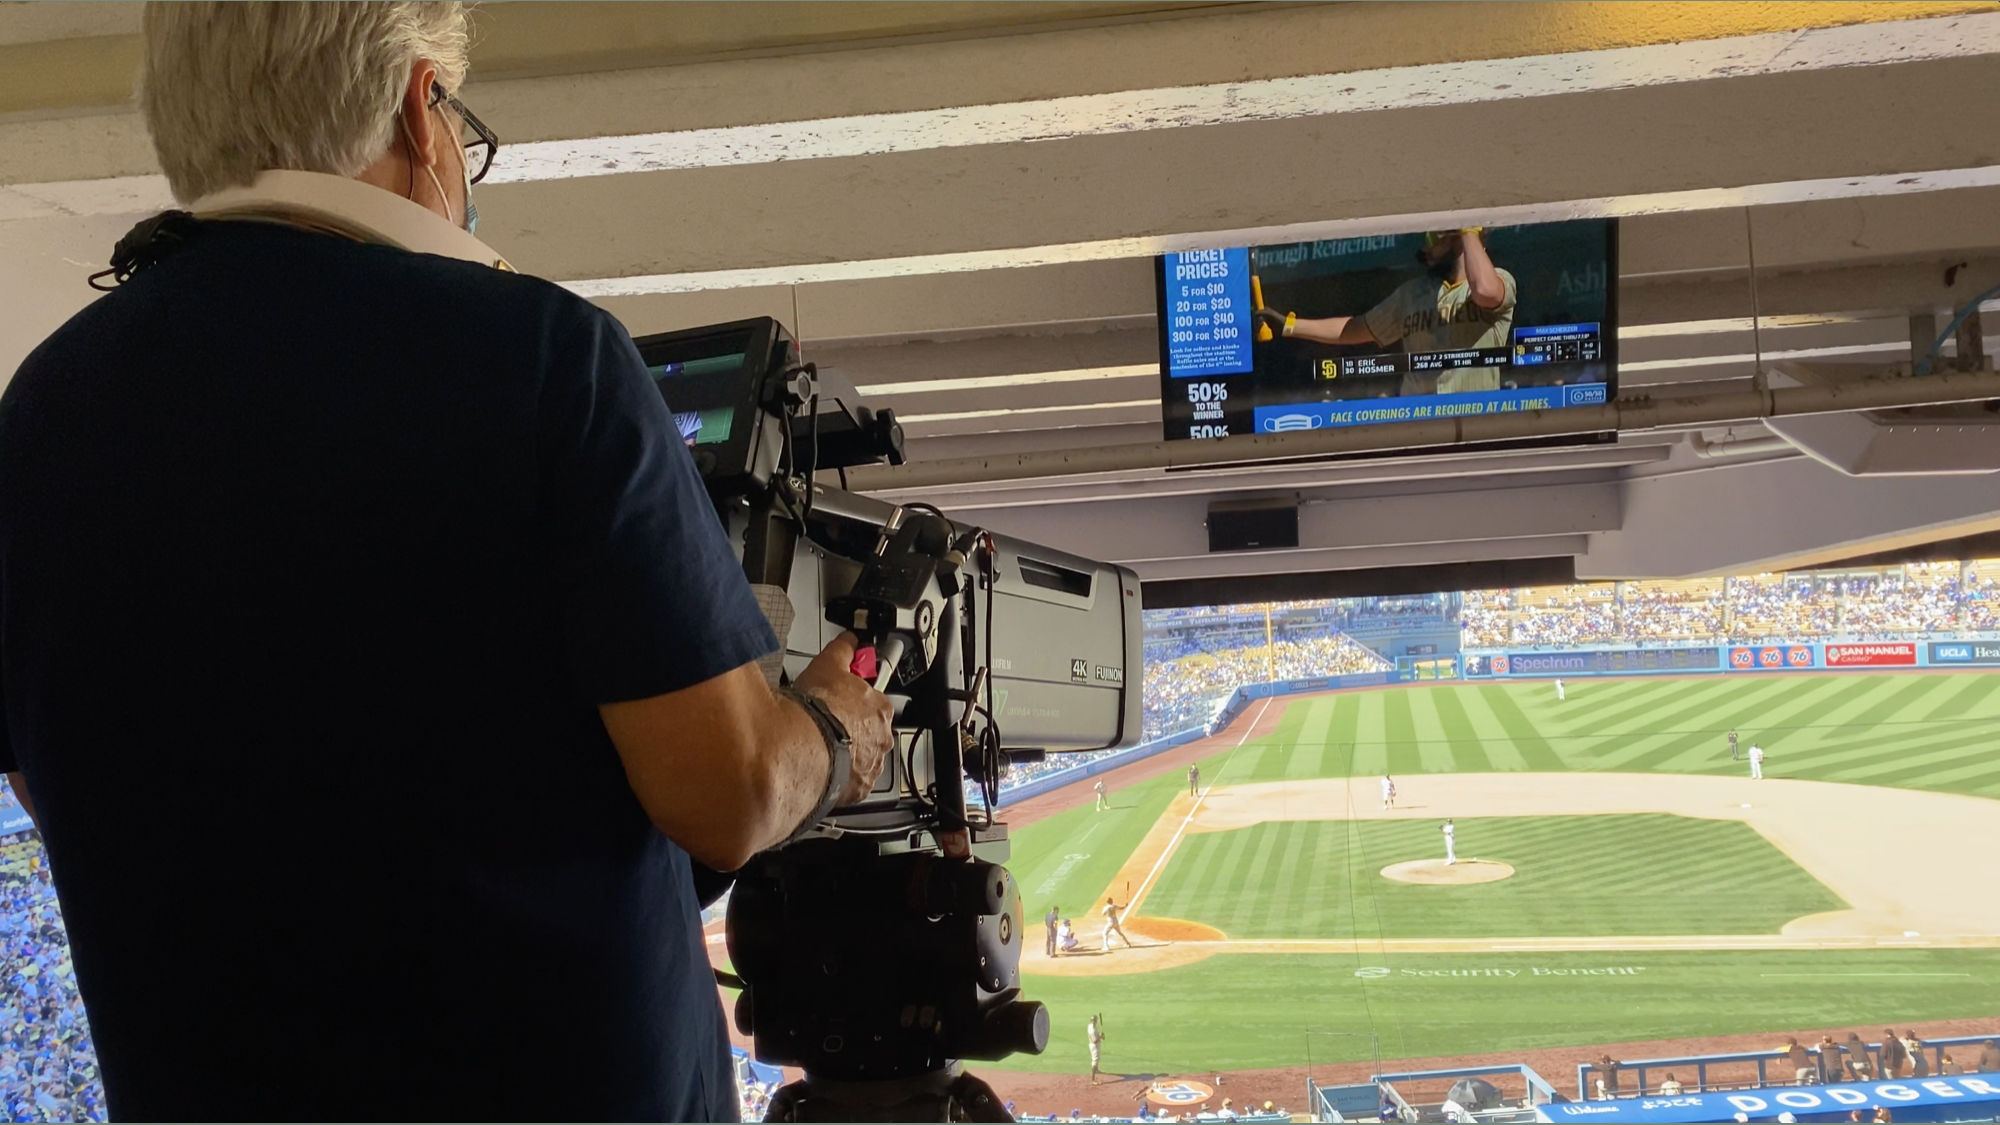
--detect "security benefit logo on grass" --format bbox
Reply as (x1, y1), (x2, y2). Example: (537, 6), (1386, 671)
(1354, 965), (1646, 979)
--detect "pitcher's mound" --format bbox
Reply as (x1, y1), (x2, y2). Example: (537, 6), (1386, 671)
(1381, 859), (1515, 885)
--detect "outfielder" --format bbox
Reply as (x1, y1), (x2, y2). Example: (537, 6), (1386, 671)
(1188, 763), (1200, 797)
(1442, 818), (1457, 865)
(1554, 678), (1566, 702)
(1381, 774), (1396, 809)
(1255, 228), (1517, 396)
(1094, 779), (1109, 811)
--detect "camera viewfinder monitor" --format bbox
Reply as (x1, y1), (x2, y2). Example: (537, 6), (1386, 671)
(1156, 219), (1617, 453)
(634, 317), (795, 493)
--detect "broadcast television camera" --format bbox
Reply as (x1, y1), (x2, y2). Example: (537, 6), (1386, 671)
(635, 318), (1144, 1122)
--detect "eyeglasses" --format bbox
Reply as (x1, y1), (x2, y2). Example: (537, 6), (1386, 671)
(430, 81), (498, 185)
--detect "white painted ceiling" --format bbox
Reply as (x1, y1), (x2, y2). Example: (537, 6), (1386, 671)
(4, 1), (1998, 589)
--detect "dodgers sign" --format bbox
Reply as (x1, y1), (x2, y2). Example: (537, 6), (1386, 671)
(1536, 1075), (2000, 1123)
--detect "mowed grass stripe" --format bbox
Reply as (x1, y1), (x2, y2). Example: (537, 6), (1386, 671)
(1616, 676), (1870, 772)
(1783, 723), (2000, 785)
(1145, 812), (1242, 922)
(1428, 686), (1500, 773)
(1878, 745), (2000, 789)
(1408, 690), (1459, 774)
(1558, 678), (1753, 765)
(1348, 693), (1390, 777)
(1788, 673), (1923, 730)
(1149, 814), (1844, 938)
(1821, 731), (2000, 784)
(1538, 677), (1662, 725)
(1316, 693), (1363, 778)
(1382, 690), (1423, 776)
(1560, 676), (1741, 739)
(1284, 698), (1338, 781)
(1852, 674), (1959, 727)
(1787, 711), (2000, 767)
(1594, 677), (1835, 769)
(1471, 685), (1565, 770)
(1923, 672), (2000, 720)
(1227, 819), (1290, 932)
(1256, 820), (1311, 934)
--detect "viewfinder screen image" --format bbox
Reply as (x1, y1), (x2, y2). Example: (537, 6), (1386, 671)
(648, 357), (745, 447)
(1157, 219), (1616, 443)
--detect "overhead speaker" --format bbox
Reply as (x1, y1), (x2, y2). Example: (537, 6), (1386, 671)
(1206, 501), (1298, 553)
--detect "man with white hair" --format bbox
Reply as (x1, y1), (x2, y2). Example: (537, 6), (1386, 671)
(0, 4), (894, 1119)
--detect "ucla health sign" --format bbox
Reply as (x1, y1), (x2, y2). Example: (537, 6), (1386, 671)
(1537, 1075), (2000, 1123)
(1929, 641), (2000, 665)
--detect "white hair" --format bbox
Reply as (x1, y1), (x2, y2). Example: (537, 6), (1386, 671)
(139, 2), (469, 203)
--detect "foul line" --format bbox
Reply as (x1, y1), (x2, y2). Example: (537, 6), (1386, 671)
(1128, 698), (1274, 914)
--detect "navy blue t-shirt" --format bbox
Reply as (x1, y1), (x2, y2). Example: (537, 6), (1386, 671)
(0, 221), (776, 1120)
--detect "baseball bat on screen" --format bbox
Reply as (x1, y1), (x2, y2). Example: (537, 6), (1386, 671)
(1251, 274), (1272, 341)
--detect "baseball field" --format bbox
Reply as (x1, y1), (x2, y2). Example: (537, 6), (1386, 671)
(993, 671), (2000, 1087)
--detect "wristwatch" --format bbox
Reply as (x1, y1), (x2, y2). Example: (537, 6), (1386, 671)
(779, 684), (852, 843)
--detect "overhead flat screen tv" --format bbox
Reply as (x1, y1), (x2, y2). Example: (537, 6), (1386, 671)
(1156, 219), (1616, 450)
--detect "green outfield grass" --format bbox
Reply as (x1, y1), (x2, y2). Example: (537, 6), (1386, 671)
(994, 948), (2000, 1075)
(1232, 672), (2000, 797)
(1142, 814), (1845, 938)
(997, 673), (2000, 1073)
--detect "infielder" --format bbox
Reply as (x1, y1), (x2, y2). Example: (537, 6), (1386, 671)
(1102, 896), (1134, 951)
(1255, 228), (1517, 396)
(1749, 743), (1765, 780)
(1729, 728), (1740, 760)
(1442, 818), (1457, 865)
(1187, 763), (1200, 797)
(1094, 779), (1109, 811)
(1087, 1014), (1106, 1085)
(1381, 775), (1396, 809)
(1045, 904), (1060, 957)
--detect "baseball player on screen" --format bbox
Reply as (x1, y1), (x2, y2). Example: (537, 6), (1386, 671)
(1255, 228), (1517, 396)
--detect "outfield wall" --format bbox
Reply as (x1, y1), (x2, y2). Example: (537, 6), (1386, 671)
(995, 728), (1211, 809)
(1464, 638), (2000, 677)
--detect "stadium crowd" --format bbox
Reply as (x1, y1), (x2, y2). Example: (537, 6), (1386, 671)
(1463, 559), (2000, 648)
(1138, 633), (1390, 742)
(0, 815), (103, 1124)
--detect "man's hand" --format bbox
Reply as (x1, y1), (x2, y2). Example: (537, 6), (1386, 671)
(598, 632), (892, 871)
(1253, 307), (1292, 336)
(793, 632), (895, 806)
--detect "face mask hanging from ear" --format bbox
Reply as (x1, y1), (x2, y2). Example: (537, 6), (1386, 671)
(400, 110), (475, 235)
